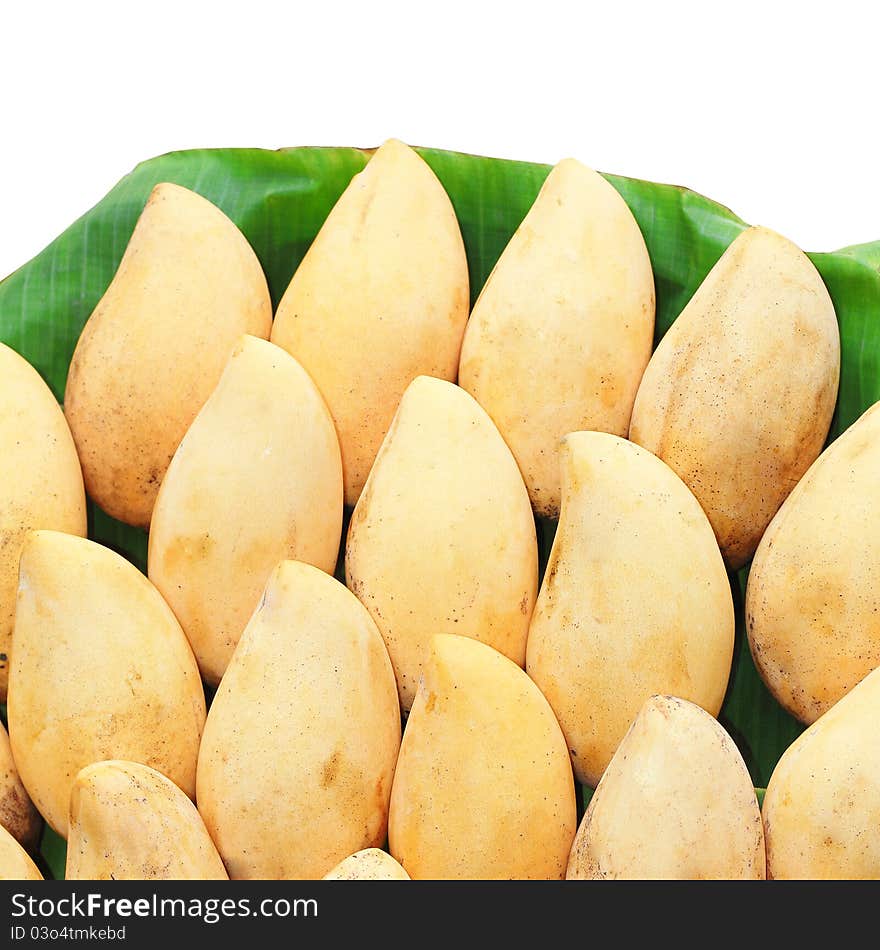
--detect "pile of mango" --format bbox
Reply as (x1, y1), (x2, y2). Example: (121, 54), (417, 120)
(0, 140), (876, 881)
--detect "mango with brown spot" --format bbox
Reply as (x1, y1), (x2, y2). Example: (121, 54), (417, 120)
(389, 635), (576, 879)
(747, 401), (880, 723)
(0, 342), (86, 700)
(64, 182), (272, 528)
(197, 560), (401, 879)
(346, 376), (538, 712)
(629, 225), (839, 569)
(458, 158), (655, 518)
(0, 824), (42, 880)
(148, 335), (342, 685)
(271, 138), (470, 505)
(566, 696), (765, 879)
(762, 664), (880, 878)
(66, 761), (227, 880)
(7, 531), (206, 837)
(526, 432), (734, 787)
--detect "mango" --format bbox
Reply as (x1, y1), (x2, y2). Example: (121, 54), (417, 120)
(763, 664), (880, 878)
(0, 342), (86, 699)
(526, 431), (734, 787)
(66, 761), (227, 880)
(197, 560), (401, 879)
(64, 182), (272, 527)
(346, 375), (538, 711)
(747, 401), (880, 722)
(8, 531), (205, 836)
(271, 139), (469, 504)
(388, 635), (576, 879)
(322, 849), (409, 880)
(567, 696), (765, 879)
(629, 226), (839, 568)
(458, 158), (655, 517)
(0, 825), (42, 880)
(148, 335), (342, 685)
(0, 721), (40, 851)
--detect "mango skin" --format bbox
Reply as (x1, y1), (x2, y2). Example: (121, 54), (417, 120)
(66, 761), (227, 881)
(322, 849), (410, 881)
(763, 664), (880, 879)
(8, 531), (206, 837)
(271, 138), (470, 505)
(747, 401), (880, 723)
(526, 432), (734, 787)
(197, 560), (401, 880)
(64, 182), (272, 528)
(566, 696), (765, 880)
(0, 824), (42, 880)
(388, 635), (577, 880)
(0, 342), (86, 699)
(346, 375), (538, 712)
(629, 225), (839, 569)
(0, 722), (40, 852)
(458, 158), (655, 518)
(148, 335), (343, 685)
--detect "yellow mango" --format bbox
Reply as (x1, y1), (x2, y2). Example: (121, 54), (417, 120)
(526, 432), (733, 787)
(271, 139), (469, 504)
(0, 825), (42, 880)
(747, 401), (880, 723)
(66, 761), (227, 880)
(629, 226), (839, 568)
(458, 158), (655, 517)
(346, 375), (537, 711)
(567, 696), (765, 879)
(388, 635), (576, 879)
(64, 182), (272, 528)
(763, 664), (880, 879)
(197, 560), (401, 879)
(0, 342), (86, 699)
(8, 531), (205, 837)
(322, 849), (410, 881)
(148, 335), (342, 685)
(0, 721), (40, 851)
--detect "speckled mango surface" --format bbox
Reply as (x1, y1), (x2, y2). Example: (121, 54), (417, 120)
(526, 431), (734, 787)
(346, 375), (538, 712)
(763, 664), (880, 879)
(8, 530), (206, 837)
(567, 696), (765, 880)
(0, 721), (40, 851)
(747, 401), (880, 723)
(0, 341), (86, 700)
(389, 635), (576, 879)
(64, 182), (272, 528)
(630, 225), (839, 569)
(197, 560), (401, 880)
(66, 761), (227, 881)
(459, 157), (655, 518)
(322, 848), (409, 881)
(272, 139), (470, 505)
(148, 335), (342, 686)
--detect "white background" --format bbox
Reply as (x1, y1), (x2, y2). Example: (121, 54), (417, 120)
(2, 1), (878, 280)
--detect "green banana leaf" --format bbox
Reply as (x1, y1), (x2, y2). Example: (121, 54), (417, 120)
(1, 145), (878, 880)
